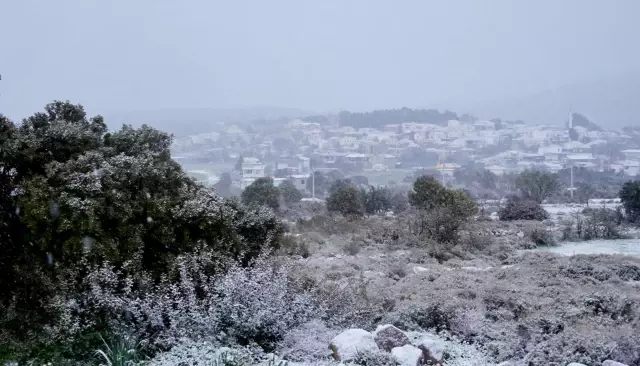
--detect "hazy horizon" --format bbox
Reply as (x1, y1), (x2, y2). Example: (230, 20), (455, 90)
(2, 0), (640, 123)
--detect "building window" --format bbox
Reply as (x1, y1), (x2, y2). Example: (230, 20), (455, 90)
(301, 179), (305, 185)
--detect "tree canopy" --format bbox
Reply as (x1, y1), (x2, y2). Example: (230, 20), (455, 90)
(0, 101), (283, 348)
(515, 170), (560, 203)
(338, 107), (457, 129)
(241, 177), (281, 211)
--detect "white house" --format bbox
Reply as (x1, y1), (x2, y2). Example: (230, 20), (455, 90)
(290, 174), (310, 192)
(241, 157), (265, 188)
(621, 149), (640, 161)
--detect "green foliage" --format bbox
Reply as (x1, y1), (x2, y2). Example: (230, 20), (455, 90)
(620, 180), (640, 223)
(0, 102), (284, 358)
(213, 172), (233, 197)
(498, 197), (549, 221)
(326, 184), (365, 218)
(360, 186), (392, 215)
(279, 179), (302, 206)
(234, 156), (243, 172)
(338, 108), (456, 129)
(408, 176), (477, 243)
(515, 170), (560, 203)
(94, 334), (144, 366)
(241, 177), (280, 211)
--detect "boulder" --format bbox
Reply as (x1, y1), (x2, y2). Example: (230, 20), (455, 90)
(414, 335), (446, 365)
(373, 324), (411, 352)
(391, 345), (423, 366)
(329, 329), (379, 361)
(412, 265), (429, 274)
(602, 361), (628, 366)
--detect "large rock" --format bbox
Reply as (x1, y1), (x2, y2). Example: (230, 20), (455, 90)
(329, 329), (379, 361)
(373, 324), (411, 352)
(603, 361), (628, 366)
(414, 335), (446, 365)
(391, 345), (423, 366)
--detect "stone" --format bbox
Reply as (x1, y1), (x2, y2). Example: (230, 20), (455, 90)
(329, 329), (379, 361)
(516, 231), (525, 238)
(414, 335), (446, 365)
(602, 361), (628, 366)
(373, 324), (411, 352)
(412, 265), (429, 274)
(391, 345), (423, 366)
(567, 363), (587, 366)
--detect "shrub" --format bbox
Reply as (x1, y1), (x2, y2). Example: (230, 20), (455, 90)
(48, 252), (318, 353)
(498, 198), (549, 221)
(352, 350), (396, 366)
(241, 177), (280, 211)
(408, 177), (477, 244)
(528, 226), (556, 246)
(327, 185), (365, 218)
(343, 239), (361, 256)
(620, 180), (640, 223)
(515, 170), (560, 203)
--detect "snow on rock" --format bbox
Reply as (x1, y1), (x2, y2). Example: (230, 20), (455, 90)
(329, 329), (379, 361)
(602, 361), (628, 366)
(412, 265), (429, 274)
(372, 324), (410, 352)
(413, 334), (446, 365)
(391, 345), (423, 366)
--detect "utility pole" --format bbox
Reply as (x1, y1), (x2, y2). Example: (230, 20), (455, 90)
(312, 169), (315, 200)
(570, 163), (574, 199)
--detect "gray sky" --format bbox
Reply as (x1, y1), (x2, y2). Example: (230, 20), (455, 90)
(1, 0), (639, 120)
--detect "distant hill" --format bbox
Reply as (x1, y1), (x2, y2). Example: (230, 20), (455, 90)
(104, 106), (313, 136)
(467, 76), (640, 128)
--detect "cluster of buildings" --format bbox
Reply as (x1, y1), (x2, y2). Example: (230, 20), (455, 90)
(172, 114), (640, 191)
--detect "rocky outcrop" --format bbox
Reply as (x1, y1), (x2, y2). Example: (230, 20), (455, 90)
(414, 334), (446, 365)
(391, 345), (423, 366)
(329, 329), (379, 361)
(373, 324), (411, 352)
(602, 361), (628, 366)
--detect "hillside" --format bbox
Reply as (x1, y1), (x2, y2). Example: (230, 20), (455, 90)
(467, 76), (640, 128)
(104, 106), (313, 137)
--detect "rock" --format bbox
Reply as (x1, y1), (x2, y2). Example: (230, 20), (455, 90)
(412, 266), (429, 274)
(373, 324), (411, 352)
(329, 329), (379, 361)
(391, 345), (423, 366)
(516, 231), (525, 238)
(414, 335), (446, 365)
(603, 361), (628, 366)
(567, 363), (588, 366)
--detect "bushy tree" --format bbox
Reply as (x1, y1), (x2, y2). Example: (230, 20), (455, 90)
(619, 180), (640, 223)
(241, 177), (280, 211)
(360, 186), (392, 215)
(213, 172), (233, 197)
(0, 102), (284, 355)
(280, 179), (302, 206)
(326, 185), (364, 218)
(498, 196), (549, 221)
(515, 170), (560, 203)
(408, 176), (477, 243)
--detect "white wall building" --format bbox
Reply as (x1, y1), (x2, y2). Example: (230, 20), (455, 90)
(241, 157), (265, 188)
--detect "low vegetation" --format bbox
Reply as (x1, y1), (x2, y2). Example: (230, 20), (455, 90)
(1, 102), (640, 365)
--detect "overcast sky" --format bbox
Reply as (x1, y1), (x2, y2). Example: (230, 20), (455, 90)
(1, 0), (639, 120)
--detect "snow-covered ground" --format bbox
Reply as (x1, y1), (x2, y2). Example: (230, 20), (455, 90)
(532, 238), (640, 257)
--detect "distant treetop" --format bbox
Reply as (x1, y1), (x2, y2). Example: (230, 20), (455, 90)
(337, 107), (458, 128)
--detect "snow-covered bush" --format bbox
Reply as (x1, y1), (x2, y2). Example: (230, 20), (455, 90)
(213, 255), (318, 349)
(49, 251), (318, 352)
